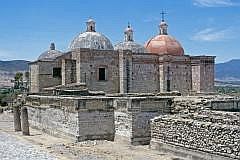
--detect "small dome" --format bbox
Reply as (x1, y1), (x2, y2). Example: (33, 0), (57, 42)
(115, 42), (146, 53)
(145, 20), (184, 56)
(145, 35), (184, 56)
(69, 19), (113, 50)
(38, 43), (62, 60)
(114, 24), (146, 53)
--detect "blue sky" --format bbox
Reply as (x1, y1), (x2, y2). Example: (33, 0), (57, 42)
(0, 0), (239, 63)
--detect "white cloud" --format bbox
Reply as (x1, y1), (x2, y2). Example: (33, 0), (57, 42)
(193, 0), (239, 7)
(192, 28), (234, 41)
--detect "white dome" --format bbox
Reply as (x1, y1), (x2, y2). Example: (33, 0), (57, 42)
(69, 31), (114, 50)
(114, 41), (146, 53)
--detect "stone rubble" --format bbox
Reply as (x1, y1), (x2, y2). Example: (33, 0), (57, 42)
(151, 96), (240, 159)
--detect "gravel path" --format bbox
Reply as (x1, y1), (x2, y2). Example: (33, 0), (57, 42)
(0, 131), (56, 160)
(0, 112), (176, 160)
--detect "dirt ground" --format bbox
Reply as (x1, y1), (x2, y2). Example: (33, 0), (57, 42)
(0, 112), (182, 160)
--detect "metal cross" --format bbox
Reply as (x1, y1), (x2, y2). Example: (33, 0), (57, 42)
(128, 22), (130, 28)
(161, 11), (167, 22)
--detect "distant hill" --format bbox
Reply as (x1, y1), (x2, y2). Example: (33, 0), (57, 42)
(0, 60), (29, 72)
(215, 59), (240, 81)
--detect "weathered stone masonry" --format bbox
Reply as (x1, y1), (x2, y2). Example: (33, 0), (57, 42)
(150, 111), (240, 159)
(113, 96), (172, 145)
(26, 95), (115, 141)
(25, 94), (172, 145)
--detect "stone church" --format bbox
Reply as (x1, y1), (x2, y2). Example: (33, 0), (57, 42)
(29, 18), (215, 95)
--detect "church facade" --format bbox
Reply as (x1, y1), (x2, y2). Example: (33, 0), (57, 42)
(29, 18), (215, 95)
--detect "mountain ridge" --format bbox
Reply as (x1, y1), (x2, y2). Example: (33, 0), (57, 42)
(215, 59), (240, 81)
(0, 60), (29, 72)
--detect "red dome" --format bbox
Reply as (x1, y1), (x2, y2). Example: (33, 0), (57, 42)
(145, 35), (184, 56)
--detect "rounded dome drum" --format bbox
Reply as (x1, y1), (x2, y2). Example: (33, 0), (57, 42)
(69, 19), (113, 50)
(114, 24), (146, 53)
(145, 20), (184, 56)
(38, 43), (62, 60)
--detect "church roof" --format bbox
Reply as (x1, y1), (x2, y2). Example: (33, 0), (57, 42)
(38, 43), (63, 60)
(69, 19), (113, 50)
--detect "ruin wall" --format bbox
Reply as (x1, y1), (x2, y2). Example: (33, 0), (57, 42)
(26, 95), (115, 141)
(150, 111), (240, 159)
(210, 99), (240, 112)
(114, 96), (172, 145)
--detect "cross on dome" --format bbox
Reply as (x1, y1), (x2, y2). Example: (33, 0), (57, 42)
(160, 11), (167, 22)
(159, 11), (168, 35)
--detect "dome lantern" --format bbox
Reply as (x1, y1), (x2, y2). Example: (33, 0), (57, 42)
(124, 23), (134, 42)
(86, 18), (96, 32)
(50, 42), (55, 50)
(114, 23), (146, 53)
(159, 21), (168, 35)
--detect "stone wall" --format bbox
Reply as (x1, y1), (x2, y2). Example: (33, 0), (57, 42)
(159, 55), (192, 95)
(29, 61), (62, 93)
(79, 50), (120, 93)
(210, 99), (240, 112)
(62, 59), (76, 85)
(27, 105), (79, 139)
(150, 111), (240, 159)
(131, 54), (160, 93)
(113, 96), (172, 145)
(29, 63), (39, 93)
(26, 95), (115, 141)
(76, 97), (115, 141)
(191, 56), (215, 93)
(119, 51), (133, 93)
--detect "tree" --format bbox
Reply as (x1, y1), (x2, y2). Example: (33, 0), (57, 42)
(14, 72), (23, 89)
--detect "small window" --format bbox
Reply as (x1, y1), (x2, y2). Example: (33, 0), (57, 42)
(99, 68), (106, 81)
(53, 68), (61, 78)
